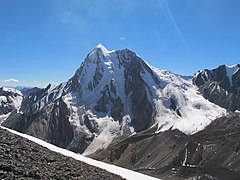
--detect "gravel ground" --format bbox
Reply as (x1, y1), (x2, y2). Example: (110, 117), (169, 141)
(0, 127), (125, 180)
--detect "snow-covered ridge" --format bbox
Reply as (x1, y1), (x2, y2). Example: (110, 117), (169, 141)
(96, 43), (115, 55)
(3, 86), (33, 92)
(0, 126), (160, 180)
(225, 64), (240, 86)
(2, 87), (22, 95)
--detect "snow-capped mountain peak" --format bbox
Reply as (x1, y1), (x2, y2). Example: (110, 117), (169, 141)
(66, 46), (158, 129)
(89, 44), (115, 59)
(96, 43), (110, 52)
(64, 46), (226, 137)
(2, 45), (228, 156)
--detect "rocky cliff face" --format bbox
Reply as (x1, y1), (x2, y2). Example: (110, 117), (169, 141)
(193, 64), (240, 111)
(3, 84), (74, 149)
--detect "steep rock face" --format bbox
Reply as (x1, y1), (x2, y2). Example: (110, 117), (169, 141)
(20, 87), (45, 112)
(2, 84), (73, 149)
(3, 97), (73, 149)
(123, 50), (157, 131)
(193, 64), (240, 111)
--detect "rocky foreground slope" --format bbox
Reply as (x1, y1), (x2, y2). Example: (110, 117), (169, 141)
(0, 127), (124, 180)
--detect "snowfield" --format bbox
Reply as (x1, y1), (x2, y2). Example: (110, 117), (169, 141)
(1, 126), (160, 180)
(82, 116), (122, 156)
(148, 67), (226, 134)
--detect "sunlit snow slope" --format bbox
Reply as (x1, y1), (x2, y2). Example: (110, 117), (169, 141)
(151, 67), (225, 134)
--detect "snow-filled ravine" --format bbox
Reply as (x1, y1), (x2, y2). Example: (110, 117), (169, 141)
(225, 64), (240, 86)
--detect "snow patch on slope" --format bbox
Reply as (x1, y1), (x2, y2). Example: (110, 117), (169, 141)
(82, 117), (121, 156)
(1, 126), (160, 180)
(63, 92), (82, 126)
(0, 96), (7, 102)
(63, 92), (127, 156)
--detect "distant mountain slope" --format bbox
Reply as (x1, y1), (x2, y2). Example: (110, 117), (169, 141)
(2, 44), (225, 155)
(193, 64), (240, 111)
(92, 112), (240, 180)
(0, 87), (23, 124)
(3, 86), (33, 93)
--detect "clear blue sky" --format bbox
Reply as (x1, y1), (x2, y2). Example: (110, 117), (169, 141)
(1, 0), (240, 87)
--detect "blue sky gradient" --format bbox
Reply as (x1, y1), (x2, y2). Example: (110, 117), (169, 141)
(1, 0), (240, 87)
